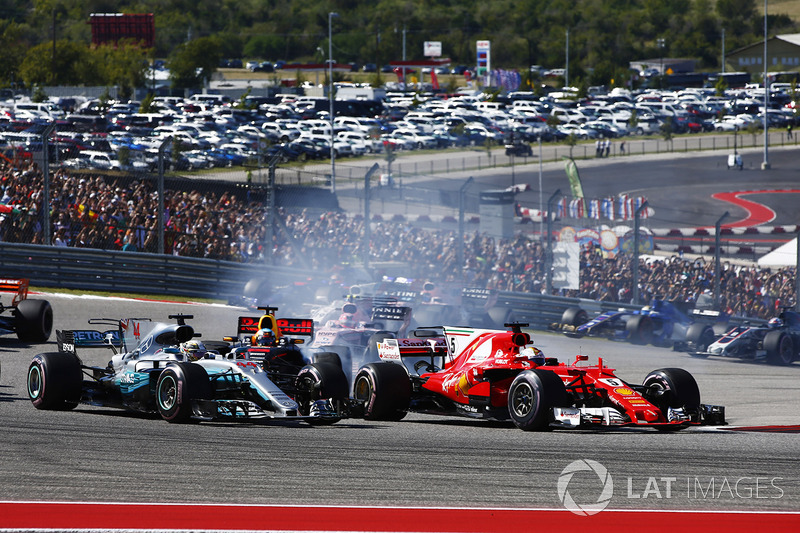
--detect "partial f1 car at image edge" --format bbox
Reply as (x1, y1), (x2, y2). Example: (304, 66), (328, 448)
(0, 278), (53, 343)
(350, 323), (725, 431)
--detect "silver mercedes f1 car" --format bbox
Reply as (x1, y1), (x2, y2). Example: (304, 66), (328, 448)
(26, 314), (348, 424)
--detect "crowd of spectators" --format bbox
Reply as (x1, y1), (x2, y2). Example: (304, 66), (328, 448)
(0, 158), (796, 319)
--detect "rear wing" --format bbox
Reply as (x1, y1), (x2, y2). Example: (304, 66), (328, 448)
(56, 328), (121, 354)
(381, 289), (419, 303)
(689, 308), (727, 322)
(461, 287), (496, 308)
(0, 278), (28, 307)
(371, 306), (412, 322)
(376, 336), (448, 361)
(236, 316), (315, 338)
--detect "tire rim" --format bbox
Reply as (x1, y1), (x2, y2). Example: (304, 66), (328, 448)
(511, 382), (534, 418)
(158, 375), (177, 410)
(28, 366), (42, 399)
(354, 376), (371, 402)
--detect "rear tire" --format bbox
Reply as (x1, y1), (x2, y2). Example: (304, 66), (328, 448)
(16, 299), (54, 342)
(353, 362), (410, 421)
(313, 351), (342, 368)
(686, 323), (715, 352)
(626, 315), (654, 345)
(488, 307), (516, 328)
(156, 363), (211, 423)
(764, 330), (795, 365)
(27, 352), (82, 410)
(508, 369), (569, 431)
(364, 331), (396, 363)
(561, 306), (589, 328)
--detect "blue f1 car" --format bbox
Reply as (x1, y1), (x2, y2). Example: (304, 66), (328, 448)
(551, 299), (728, 351)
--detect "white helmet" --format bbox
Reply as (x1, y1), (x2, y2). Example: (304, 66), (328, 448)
(520, 346), (545, 366)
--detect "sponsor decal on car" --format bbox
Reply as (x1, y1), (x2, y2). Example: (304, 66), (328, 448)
(377, 339), (401, 361)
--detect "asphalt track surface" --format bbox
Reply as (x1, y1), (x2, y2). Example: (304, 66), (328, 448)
(332, 143), (800, 232)
(1, 294), (800, 531)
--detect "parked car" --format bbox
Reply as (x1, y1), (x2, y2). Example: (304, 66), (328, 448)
(505, 141), (533, 156)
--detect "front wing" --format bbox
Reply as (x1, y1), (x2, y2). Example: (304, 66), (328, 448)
(550, 403), (725, 429)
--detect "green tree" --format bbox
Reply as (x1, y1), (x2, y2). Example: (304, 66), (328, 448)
(18, 40), (90, 86)
(715, 76), (728, 97)
(91, 42), (151, 99)
(565, 133), (577, 158)
(0, 23), (28, 88)
(167, 36), (221, 90)
(628, 109), (639, 131)
(139, 93), (156, 113)
(660, 117), (674, 148)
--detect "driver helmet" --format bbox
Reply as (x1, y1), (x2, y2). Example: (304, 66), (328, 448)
(339, 313), (357, 328)
(181, 340), (208, 361)
(254, 328), (276, 346)
(768, 317), (784, 329)
(520, 346), (545, 366)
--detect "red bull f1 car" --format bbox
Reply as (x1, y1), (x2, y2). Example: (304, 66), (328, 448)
(352, 323), (725, 431)
(27, 314), (347, 424)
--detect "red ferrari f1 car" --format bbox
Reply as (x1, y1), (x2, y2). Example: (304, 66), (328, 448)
(352, 324), (725, 431)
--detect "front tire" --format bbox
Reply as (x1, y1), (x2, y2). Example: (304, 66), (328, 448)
(156, 363), (212, 423)
(353, 362), (410, 421)
(16, 299), (54, 342)
(295, 362), (349, 425)
(643, 368), (700, 430)
(28, 352), (82, 410)
(508, 369), (569, 431)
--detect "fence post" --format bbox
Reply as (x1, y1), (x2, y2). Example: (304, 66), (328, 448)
(157, 136), (173, 255)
